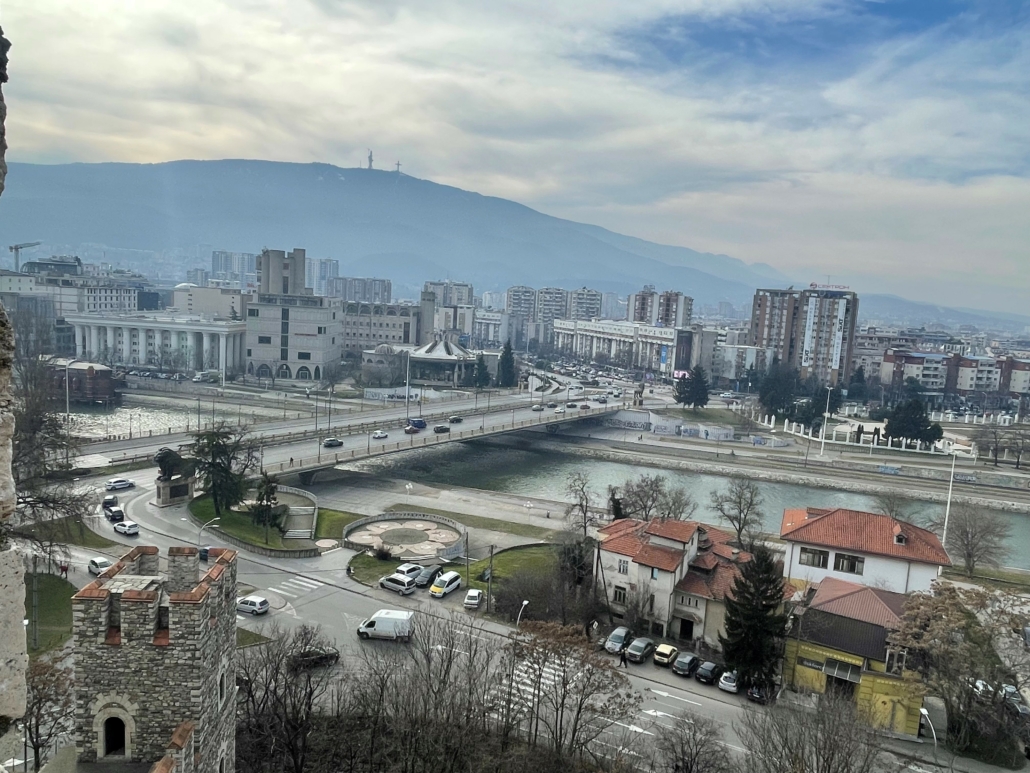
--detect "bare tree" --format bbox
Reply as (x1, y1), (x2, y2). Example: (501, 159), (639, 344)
(1007, 425), (1030, 470)
(564, 471), (592, 537)
(872, 490), (914, 521)
(652, 712), (734, 773)
(621, 474), (667, 520)
(974, 424), (1008, 466)
(24, 658), (75, 772)
(737, 690), (900, 773)
(929, 504), (1010, 577)
(709, 476), (764, 547)
(656, 485), (698, 521)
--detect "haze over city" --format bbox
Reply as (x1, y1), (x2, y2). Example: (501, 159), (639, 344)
(4, 0), (1029, 313)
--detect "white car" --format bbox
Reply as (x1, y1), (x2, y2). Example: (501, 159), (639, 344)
(531, 404), (544, 412)
(463, 589), (483, 609)
(88, 557), (113, 576)
(554, 407), (566, 414)
(114, 521), (139, 536)
(372, 430), (388, 439)
(718, 670), (740, 693)
(105, 478), (135, 491)
(236, 595), (270, 615)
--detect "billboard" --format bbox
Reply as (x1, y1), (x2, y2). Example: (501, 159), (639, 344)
(801, 299), (817, 368)
(831, 300), (847, 371)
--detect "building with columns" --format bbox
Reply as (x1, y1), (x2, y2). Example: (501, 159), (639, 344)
(64, 312), (246, 374)
(553, 318), (694, 379)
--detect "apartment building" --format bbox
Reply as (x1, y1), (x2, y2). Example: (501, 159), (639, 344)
(305, 257), (340, 297)
(327, 276), (392, 303)
(535, 287), (570, 337)
(481, 290), (506, 311)
(851, 327), (922, 376)
(879, 350), (950, 392)
(601, 292), (625, 320)
(338, 300), (427, 355)
(748, 285), (859, 386)
(568, 287), (603, 320)
(210, 250), (258, 289)
(424, 280), (474, 307)
(628, 287), (693, 328)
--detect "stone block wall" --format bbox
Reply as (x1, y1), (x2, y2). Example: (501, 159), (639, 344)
(73, 547), (238, 772)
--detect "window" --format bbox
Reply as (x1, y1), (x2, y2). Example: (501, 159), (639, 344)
(246, 349), (251, 356)
(281, 308), (289, 320)
(281, 348), (289, 361)
(247, 308), (259, 317)
(297, 352), (311, 360)
(833, 552), (865, 575)
(651, 567), (660, 580)
(258, 336), (271, 345)
(281, 321), (289, 334)
(648, 594), (655, 613)
(613, 586), (627, 605)
(798, 547), (829, 568)
(894, 533), (907, 545)
(617, 559), (628, 575)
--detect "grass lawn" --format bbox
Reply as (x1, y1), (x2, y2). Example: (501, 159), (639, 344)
(348, 544), (558, 592)
(944, 567), (1030, 591)
(24, 515), (119, 550)
(189, 495), (289, 549)
(655, 405), (751, 428)
(314, 508), (365, 540)
(384, 505), (558, 541)
(25, 573), (76, 656)
(237, 628), (272, 648)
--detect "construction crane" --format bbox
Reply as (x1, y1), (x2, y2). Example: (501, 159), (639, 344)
(9, 242), (41, 271)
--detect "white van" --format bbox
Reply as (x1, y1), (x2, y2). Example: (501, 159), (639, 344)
(379, 573), (417, 595)
(429, 570), (462, 598)
(358, 609), (414, 641)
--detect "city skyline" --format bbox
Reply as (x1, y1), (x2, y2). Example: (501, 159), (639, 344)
(3, 1), (1028, 314)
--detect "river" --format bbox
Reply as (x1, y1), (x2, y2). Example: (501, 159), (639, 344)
(355, 442), (1030, 571)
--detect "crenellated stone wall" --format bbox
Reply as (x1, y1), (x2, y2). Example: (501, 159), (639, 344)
(0, 24), (28, 728)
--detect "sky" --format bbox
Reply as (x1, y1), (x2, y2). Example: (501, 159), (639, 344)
(3, 0), (1029, 313)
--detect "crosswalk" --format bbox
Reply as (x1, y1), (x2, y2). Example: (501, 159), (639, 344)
(236, 575), (325, 621)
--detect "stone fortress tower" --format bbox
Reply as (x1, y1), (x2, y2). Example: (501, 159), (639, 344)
(71, 546), (238, 773)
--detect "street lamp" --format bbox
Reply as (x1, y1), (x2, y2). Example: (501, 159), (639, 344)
(819, 386), (833, 457)
(516, 599), (529, 629)
(939, 450), (958, 575)
(64, 358), (79, 422)
(919, 706), (939, 769)
(198, 516), (220, 546)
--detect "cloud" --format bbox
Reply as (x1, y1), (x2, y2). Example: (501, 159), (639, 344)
(2, 0), (1028, 312)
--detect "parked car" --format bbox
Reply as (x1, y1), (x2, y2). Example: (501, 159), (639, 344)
(672, 652), (701, 677)
(114, 521), (139, 536)
(430, 570), (463, 598)
(102, 494), (118, 509)
(289, 646), (340, 670)
(414, 564), (443, 587)
(695, 662), (724, 685)
(653, 644), (679, 667)
(404, 425), (420, 434)
(372, 430), (388, 440)
(1005, 701), (1030, 721)
(105, 478), (135, 491)
(395, 563), (424, 579)
(379, 574), (417, 595)
(322, 437), (343, 448)
(747, 684), (774, 704)
(463, 589), (483, 609)
(105, 507), (126, 523)
(604, 626), (634, 654)
(448, 416), (464, 424)
(236, 596), (270, 615)
(358, 609), (414, 641)
(531, 404), (545, 411)
(718, 670), (740, 693)
(433, 425), (451, 434)
(626, 637), (655, 663)
(88, 557), (113, 576)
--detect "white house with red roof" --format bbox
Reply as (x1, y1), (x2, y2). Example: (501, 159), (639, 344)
(781, 507), (950, 594)
(596, 518), (752, 646)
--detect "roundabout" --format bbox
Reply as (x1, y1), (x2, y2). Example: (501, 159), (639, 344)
(344, 513), (464, 559)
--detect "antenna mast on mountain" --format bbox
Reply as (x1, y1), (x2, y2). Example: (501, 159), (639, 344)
(367, 149), (373, 170)
(395, 161), (401, 174)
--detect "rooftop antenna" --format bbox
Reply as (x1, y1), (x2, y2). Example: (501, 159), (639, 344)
(367, 149), (373, 170)
(395, 160), (401, 174)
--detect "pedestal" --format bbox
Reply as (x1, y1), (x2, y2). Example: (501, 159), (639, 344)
(154, 475), (196, 508)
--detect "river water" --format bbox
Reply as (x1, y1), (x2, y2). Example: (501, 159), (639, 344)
(69, 403), (241, 439)
(355, 442), (1030, 570)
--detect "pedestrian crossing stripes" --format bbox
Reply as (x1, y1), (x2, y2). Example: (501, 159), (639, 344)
(268, 576), (324, 598)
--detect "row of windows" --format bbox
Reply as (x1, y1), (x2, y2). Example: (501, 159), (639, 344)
(798, 547), (865, 575)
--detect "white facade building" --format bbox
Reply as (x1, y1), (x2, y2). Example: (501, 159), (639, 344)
(65, 312), (246, 373)
(246, 294), (341, 382)
(553, 319), (691, 377)
(472, 310), (511, 348)
(781, 507), (949, 594)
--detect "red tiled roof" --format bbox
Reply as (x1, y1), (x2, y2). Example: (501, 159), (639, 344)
(690, 552), (719, 571)
(601, 533), (645, 558)
(644, 519), (698, 544)
(598, 519), (645, 539)
(676, 562), (743, 602)
(635, 544), (685, 573)
(809, 577), (907, 629)
(697, 523), (734, 545)
(711, 543), (751, 563)
(780, 507), (949, 566)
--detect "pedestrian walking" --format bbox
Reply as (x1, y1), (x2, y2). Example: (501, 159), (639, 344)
(619, 650), (628, 668)
(289, 457), (294, 467)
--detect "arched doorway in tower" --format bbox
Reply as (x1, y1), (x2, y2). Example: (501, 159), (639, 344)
(104, 717), (126, 757)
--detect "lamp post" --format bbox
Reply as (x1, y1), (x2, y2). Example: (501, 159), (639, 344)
(819, 386), (833, 456)
(919, 706), (939, 770)
(939, 451), (958, 575)
(516, 599), (529, 629)
(198, 516), (220, 546)
(64, 358), (79, 422)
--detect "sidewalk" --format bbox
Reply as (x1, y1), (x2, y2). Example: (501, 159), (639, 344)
(882, 735), (1020, 773)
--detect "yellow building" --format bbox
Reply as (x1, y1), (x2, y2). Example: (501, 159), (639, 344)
(784, 577), (923, 736)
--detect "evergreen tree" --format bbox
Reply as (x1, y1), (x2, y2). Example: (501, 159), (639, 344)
(497, 340), (517, 387)
(847, 365), (867, 401)
(685, 364), (710, 412)
(719, 547), (787, 688)
(884, 398), (943, 444)
(758, 361), (797, 415)
(474, 354), (491, 388)
(673, 373), (690, 407)
(188, 423), (257, 516)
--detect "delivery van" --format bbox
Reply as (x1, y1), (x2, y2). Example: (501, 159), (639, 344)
(357, 609), (414, 642)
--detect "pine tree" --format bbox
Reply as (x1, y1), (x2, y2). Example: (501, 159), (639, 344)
(719, 547), (787, 688)
(497, 340), (517, 387)
(685, 364), (710, 412)
(474, 354), (491, 388)
(673, 373), (690, 407)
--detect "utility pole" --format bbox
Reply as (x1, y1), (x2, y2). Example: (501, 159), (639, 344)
(464, 531), (470, 585)
(487, 545), (494, 613)
(32, 555), (39, 650)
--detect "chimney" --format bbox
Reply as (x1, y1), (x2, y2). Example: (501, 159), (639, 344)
(166, 547), (199, 593)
